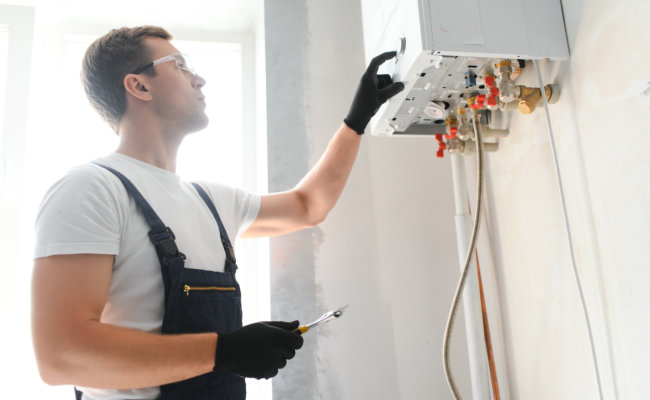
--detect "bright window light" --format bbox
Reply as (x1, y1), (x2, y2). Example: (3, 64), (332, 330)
(13, 32), (269, 400)
(174, 39), (244, 187)
(0, 26), (8, 142)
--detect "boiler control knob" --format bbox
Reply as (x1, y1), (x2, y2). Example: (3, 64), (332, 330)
(424, 101), (446, 119)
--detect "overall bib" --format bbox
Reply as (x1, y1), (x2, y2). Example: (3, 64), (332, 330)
(76, 163), (246, 400)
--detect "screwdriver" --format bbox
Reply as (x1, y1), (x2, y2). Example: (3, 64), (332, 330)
(294, 305), (348, 335)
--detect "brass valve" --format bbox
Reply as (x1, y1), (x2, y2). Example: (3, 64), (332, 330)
(447, 138), (499, 155)
(497, 84), (560, 114)
(495, 60), (519, 102)
(517, 85), (555, 114)
(445, 117), (459, 139)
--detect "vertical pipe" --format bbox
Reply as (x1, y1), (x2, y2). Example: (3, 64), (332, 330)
(475, 252), (501, 400)
(449, 154), (491, 399)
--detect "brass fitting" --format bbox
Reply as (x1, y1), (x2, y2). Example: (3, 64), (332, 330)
(495, 60), (519, 103)
(447, 138), (499, 155)
(457, 110), (477, 141)
(498, 99), (520, 111)
(517, 85), (553, 114)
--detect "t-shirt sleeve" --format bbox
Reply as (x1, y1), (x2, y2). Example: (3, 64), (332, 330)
(196, 181), (261, 239)
(34, 164), (124, 259)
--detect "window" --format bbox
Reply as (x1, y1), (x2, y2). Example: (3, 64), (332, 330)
(0, 4), (38, 397)
(4, 19), (269, 400)
(175, 40), (244, 186)
(0, 25), (8, 133)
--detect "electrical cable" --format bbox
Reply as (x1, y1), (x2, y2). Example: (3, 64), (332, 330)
(533, 59), (604, 400)
(442, 113), (484, 400)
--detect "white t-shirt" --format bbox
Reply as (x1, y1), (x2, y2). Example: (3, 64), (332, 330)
(34, 153), (261, 400)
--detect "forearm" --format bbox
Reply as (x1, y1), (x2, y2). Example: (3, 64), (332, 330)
(294, 122), (361, 223)
(242, 53), (402, 238)
(35, 320), (217, 389)
(293, 51), (404, 223)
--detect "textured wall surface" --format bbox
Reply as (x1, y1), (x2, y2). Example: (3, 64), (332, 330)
(477, 0), (650, 398)
(264, 1), (469, 399)
(264, 1), (319, 398)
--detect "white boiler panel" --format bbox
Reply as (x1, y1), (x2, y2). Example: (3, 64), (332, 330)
(360, 0), (569, 136)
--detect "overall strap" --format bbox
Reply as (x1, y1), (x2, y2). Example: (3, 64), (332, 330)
(190, 182), (237, 264)
(92, 162), (185, 293)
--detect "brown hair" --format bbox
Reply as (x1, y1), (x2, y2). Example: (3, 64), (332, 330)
(81, 26), (172, 133)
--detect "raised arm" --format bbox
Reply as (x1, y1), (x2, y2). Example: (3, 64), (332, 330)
(242, 51), (404, 238)
(242, 122), (360, 238)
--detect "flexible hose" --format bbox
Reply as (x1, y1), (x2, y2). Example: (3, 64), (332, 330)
(442, 113), (484, 400)
(533, 59), (604, 400)
(442, 61), (604, 400)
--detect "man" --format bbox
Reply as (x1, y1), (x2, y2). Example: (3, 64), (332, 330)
(31, 26), (403, 400)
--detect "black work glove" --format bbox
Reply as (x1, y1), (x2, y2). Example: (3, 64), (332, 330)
(344, 51), (405, 134)
(214, 320), (304, 379)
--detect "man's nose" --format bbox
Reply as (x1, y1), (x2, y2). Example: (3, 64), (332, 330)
(192, 74), (206, 89)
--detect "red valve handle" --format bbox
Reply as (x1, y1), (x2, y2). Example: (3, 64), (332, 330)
(444, 126), (458, 140)
(435, 133), (446, 158)
(486, 87), (499, 107)
(477, 94), (486, 106)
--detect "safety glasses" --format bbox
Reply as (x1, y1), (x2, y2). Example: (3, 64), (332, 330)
(131, 53), (195, 75)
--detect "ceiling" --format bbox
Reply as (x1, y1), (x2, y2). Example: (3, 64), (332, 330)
(1, 0), (260, 35)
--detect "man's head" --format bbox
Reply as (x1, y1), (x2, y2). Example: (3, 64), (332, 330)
(81, 26), (170, 133)
(81, 26), (208, 135)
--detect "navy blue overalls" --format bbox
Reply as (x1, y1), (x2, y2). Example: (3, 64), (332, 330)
(76, 163), (246, 399)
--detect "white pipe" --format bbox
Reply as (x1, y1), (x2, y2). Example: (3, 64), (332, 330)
(449, 154), (491, 400)
(533, 59), (605, 399)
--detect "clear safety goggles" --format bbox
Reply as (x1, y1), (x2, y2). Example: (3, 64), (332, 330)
(131, 53), (195, 75)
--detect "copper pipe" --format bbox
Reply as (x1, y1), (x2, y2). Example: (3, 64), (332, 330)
(475, 250), (501, 400)
(467, 197), (501, 400)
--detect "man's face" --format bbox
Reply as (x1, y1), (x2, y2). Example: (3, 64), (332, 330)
(143, 37), (208, 135)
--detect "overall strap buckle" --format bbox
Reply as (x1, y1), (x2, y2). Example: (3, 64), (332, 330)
(149, 227), (186, 266)
(222, 238), (237, 264)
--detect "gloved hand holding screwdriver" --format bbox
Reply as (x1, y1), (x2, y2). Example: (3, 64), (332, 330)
(214, 321), (303, 379)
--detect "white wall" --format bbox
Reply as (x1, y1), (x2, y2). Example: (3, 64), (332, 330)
(477, 0), (650, 398)
(264, 0), (471, 398)
(267, 0), (650, 398)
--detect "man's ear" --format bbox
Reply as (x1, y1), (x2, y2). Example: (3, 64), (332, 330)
(123, 74), (152, 101)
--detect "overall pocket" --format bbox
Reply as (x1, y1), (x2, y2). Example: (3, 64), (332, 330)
(183, 284), (236, 296)
(160, 267), (245, 399)
(169, 267), (243, 335)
